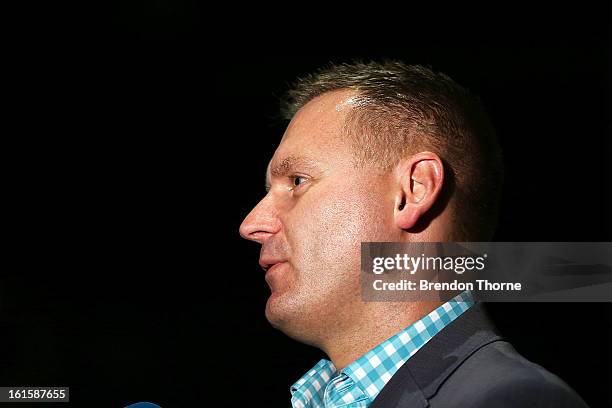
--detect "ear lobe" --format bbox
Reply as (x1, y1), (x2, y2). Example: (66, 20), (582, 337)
(394, 152), (444, 230)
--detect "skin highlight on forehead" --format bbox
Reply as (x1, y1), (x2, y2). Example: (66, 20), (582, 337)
(335, 95), (372, 111)
(266, 90), (363, 185)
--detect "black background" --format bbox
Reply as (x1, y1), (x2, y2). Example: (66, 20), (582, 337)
(1, 5), (610, 408)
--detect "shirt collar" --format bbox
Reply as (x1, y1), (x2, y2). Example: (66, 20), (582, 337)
(291, 291), (475, 408)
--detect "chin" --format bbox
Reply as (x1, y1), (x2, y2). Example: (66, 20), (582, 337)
(264, 293), (292, 329)
(264, 294), (318, 345)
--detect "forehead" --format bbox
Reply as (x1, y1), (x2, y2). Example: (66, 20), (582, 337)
(267, 89), (359, 176)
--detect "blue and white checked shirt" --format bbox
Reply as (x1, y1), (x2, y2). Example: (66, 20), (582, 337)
(290, 291), (474, 408)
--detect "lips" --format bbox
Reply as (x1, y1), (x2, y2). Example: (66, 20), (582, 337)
(267, 262), (286, 273)
(259, 257), (287, 273)
(261, 261), (287, 290)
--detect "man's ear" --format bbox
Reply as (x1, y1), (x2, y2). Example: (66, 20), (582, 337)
(393, 152), (444, 230)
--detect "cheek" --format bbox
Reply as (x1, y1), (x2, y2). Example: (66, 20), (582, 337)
(288, 182), (392, 273)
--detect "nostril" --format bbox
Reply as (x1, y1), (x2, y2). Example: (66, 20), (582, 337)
(239, 217), (270, 242)
(239, 205), (281, 242)
(248, 231), (271, 243)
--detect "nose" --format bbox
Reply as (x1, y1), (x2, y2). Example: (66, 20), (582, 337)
(239, 195), (282, 244)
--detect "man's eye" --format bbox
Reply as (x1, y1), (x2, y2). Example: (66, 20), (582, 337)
(292, 176), (307, 187)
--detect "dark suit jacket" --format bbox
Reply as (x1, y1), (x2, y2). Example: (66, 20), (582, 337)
(369, 303), (589, 408)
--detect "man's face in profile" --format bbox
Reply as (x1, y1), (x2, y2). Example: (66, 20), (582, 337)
(240, 90), (402, 342)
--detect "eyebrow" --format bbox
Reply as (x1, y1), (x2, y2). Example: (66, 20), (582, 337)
(265, 155), (320, 190)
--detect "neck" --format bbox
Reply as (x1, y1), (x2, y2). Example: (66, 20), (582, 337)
(320, 300), (443, 370)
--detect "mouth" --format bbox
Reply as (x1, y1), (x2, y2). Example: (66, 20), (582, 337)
(263, 261), (288, 284)
(263, 261), (287, 274)
(259, 258), (287, 273)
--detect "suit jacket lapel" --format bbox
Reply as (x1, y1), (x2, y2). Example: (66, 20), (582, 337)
(369, 303), (503, 408)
